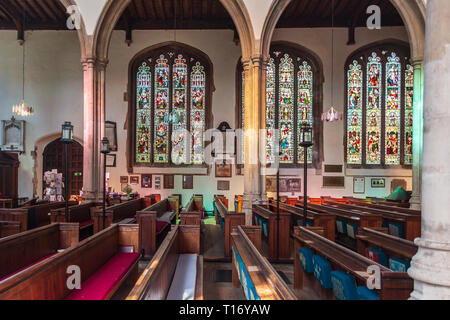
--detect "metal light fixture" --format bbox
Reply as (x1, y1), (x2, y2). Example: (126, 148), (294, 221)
(299, 123), (313, 227)
(101, 137), (110, 230)
(12, 9), (34, 117)
(61, 121), (74, 143)
(61, 121), (74, 222)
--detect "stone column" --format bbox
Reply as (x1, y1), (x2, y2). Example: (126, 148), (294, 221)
(242, 55), (267, 225)
(409, 60), (424, 210)
(408, 0), (450, 299)
(81, 56), (108, 202)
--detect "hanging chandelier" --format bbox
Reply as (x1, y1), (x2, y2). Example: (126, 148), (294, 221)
(12, 9), (34, 117)
(322, 0), (342, 123)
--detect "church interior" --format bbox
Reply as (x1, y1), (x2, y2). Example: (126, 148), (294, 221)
(1, 0), (448, 302)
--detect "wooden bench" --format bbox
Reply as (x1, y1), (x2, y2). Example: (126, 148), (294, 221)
(93, 198), (148, 233)
(180, 195), (204, 225)
(214, 196), (245, 257)
(356, 227), (418, 269)
(0, 201), (78, 232)
(0, 223), (140, 300)
(0, 221), (21, 238)
(231, 225), (297, 300)
(321, 200), (420, 241)
(0, 223), (79, 283)
(345, 197), (421, 215)
(136, 196), (179, 259)
(50, 202), (102, 240)
(126, 225), (202, 300)
(252, 204), (291, 261)
(298, 202), (383, 247)
(0, 198), (13, 208)
(268, 200), (336, 241)
(292, 226), (413, 300)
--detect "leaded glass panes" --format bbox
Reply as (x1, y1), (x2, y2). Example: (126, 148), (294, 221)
(266, 58), (276, 163)
(154, 55), (170, 163)
(172, 55), (188, 164)
(345, 46), (413, 167)
(366, 52), (382, 165)
(298, 60), (313, 163)
(278, 54), (295, 163)
(347, 61), (363, 164)
(191, 62), (206, 164)
(385, 53), (401, 165)
(134, 47), (209, 166)
(404, 64), (414, 165)
(136, 62), (152, 163)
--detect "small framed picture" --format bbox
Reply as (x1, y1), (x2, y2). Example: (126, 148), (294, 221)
(105, 121), (118, 151)
(155, 176), (162, 190)
(164, 175), (175, 189)
(130, 176), (139, 185)
(183, 175), (193, 189)
(353, 177), (365, 194)
(105, 154), (116, 167)
(141, 174), (152, 188)
(215, 160), (232, 178)
(120, 176), (128, 184)
(217, 180), (230, 191)
(371, 178), (386, 188)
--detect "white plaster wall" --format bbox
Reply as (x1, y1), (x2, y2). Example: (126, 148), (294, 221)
(0, 31), (83, 199)
(0, 27), (413, 210)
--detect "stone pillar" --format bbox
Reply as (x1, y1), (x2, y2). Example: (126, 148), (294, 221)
(81, 56), (108, 202)
(409, 60), (424, 210)
(242, 55), (267, 225)
(408, 0), (450, 299)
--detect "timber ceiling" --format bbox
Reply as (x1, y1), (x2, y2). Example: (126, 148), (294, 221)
(0, 0), (404, 32)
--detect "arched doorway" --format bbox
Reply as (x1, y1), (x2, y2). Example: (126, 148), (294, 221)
(42, 139), (83, 198)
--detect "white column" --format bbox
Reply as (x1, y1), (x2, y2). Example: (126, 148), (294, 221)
(408, 0), (450, 300)
(81, 57), (107, 202)
(242, 56), (267, 224)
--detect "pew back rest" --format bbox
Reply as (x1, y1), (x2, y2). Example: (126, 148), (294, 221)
(0, 209), (28, 232)
(126, 225), (201, 300)
(103, 198), (146, 222)
(0, 224), (137, 300)
(51, 202), (98, 223)
(0, 221), (21, 238)
(0, 223), (79, 281)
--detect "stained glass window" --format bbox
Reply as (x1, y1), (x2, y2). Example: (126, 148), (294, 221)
(266, 58), (276, 163)
(345, 45), (413, 166)
(404, 64), (414, 165)
(298, 61), (313, 162)
(134, 46), (210, 166)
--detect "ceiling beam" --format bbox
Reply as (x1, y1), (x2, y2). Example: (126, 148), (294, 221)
(0, 0), (24, 42)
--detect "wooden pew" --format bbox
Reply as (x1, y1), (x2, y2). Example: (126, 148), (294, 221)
(268, 200), (336, 241)
(136, 196), (179, 259)
(50, 202), (102, 240)
(180, 195), (204, 225)
(321, 200), (420, 241)
(0, 201), (78, 232)
(126, 225), (202, 300)
(0, 221), (22, 238)
(0, 223), (140, 300)
(293, 226), (413, 300)
(93, 198), (148, 233)
(144, 194), (161, 207)
(356, 227), (418, 262)
(252, 204), (291, 261)
(0, 223), (79, 283)
(231, 225), (297, 300)
(214, 196), (245, 258)
(345, 197), (421, 215)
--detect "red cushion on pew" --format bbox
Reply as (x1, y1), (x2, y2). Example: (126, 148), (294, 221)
(0, 253), (57, 282)
(65, 252), (140, 300)
(79, 220), (94, 228)
(156, 221), (168, 233)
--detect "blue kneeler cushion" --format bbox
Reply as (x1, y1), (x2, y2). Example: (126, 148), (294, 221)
(330, 270), (359, 300)
(298, 248), (314, 273)
(357, 286), (379, 300)
(389, 257), (411, 272)
(312, 255), (332, 288)
(388, 222), (404, 238)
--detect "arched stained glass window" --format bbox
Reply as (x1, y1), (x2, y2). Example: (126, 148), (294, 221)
(237, 44), (323, 168)
(345, 43), (413, 167)
(131, 44), (212, 167)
